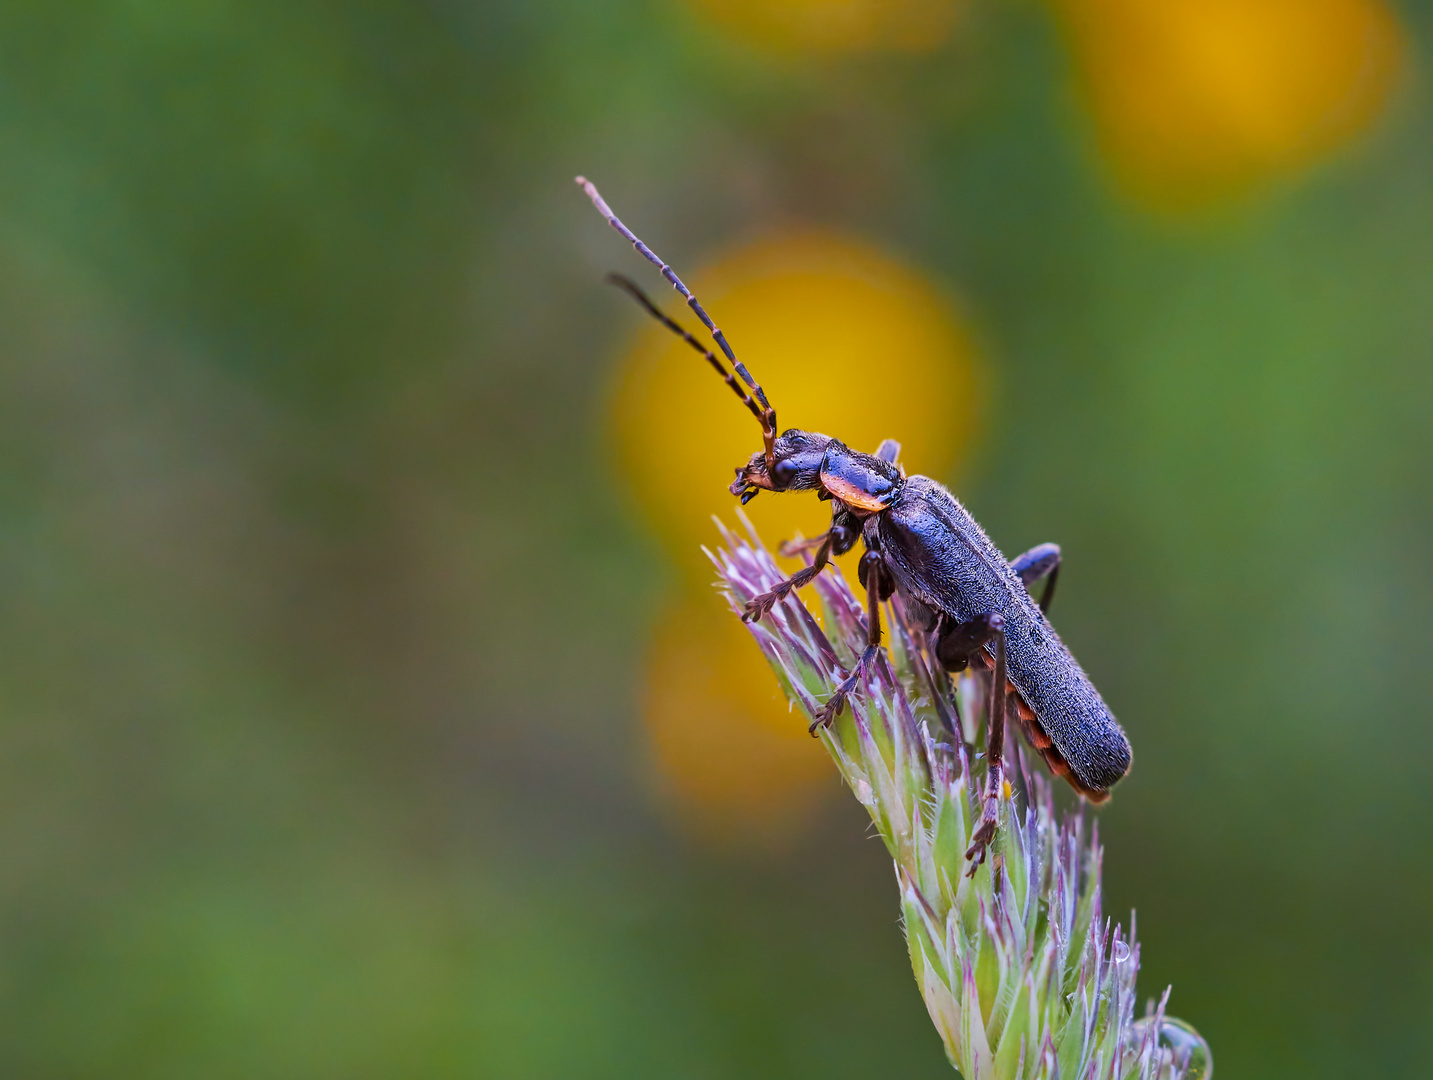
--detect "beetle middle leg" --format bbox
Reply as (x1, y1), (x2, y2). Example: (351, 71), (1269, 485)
(808, 551), (888, 734)
(963, 617), (1008, 873)
(931, 612), (1009, 871)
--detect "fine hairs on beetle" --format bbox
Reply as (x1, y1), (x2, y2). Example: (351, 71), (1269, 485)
(576, 177), (1132, 868)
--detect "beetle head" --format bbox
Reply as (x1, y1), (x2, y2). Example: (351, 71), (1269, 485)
(730, 429), (832, 504)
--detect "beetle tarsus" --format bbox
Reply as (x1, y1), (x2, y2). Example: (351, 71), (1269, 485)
(810, 643), (882, 734)
(741, 589), (784, 622)
(743, 533), (835, 622)
(809, 699), (841, 734)
(742, 568), (813, 621)
(965, 765), (1003, 873)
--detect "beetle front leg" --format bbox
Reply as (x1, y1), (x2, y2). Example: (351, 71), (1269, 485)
(745, 512), (858, 622)
(742, 533), (834, 622)
(809, 551), (886, 734)
(776, 533), (829, 558)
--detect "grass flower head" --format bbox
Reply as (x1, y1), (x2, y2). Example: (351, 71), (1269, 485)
(709, 516), (1212, 1080)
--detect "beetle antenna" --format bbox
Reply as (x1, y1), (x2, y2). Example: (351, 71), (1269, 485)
(605, 274), (766, 427)
(576, 176), (777, 469)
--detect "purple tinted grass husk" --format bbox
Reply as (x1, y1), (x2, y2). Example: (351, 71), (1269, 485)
(707, 514), (1212, 1080)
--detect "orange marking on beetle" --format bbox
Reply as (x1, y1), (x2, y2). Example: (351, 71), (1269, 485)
(821, 473), (890, 513)
(1026, 714), (1053, 750)
(1007, 682), (1036, 721)
(1037, 740), (1110, 802)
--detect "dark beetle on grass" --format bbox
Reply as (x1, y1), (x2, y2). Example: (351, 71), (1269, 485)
(577, 177), (1131, 866)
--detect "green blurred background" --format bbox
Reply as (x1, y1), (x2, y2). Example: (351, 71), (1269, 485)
(0, 0), (1429, 1076)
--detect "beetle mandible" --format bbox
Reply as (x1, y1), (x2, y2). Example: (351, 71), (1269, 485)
(577, 177), (1132, 867)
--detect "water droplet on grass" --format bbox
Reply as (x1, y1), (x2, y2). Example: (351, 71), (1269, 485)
(1130, 1015), (1212, 1080)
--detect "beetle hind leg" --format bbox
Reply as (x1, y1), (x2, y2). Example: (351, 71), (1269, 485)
(1009, 542), (1061, 614)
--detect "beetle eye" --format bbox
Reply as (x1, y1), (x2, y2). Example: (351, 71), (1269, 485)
(771, 458), (798, 487)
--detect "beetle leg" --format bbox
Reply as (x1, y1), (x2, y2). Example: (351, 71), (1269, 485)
(931, 611), (1002, 673)
(776, 533), (829, 558)
(927, 611), (1010, 867)
(1009, 542), (1061, 614)
(778, 507), (859, 561)
(808, 552), (886, 733)
(742, 533), (834, 622)
(965, 614), (1007, 873)
(748, 512), (859, 620)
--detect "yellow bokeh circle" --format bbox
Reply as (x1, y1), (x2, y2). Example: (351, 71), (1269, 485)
(686, 0), (963, 55)
(611, 230), (979, 584)
(1054, 0), (1406, 208)
(644, 593), (836, 845)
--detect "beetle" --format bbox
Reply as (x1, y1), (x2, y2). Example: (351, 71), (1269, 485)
(576, 177), (1131, 866)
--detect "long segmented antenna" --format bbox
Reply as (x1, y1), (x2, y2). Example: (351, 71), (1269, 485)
(606, 274), (766, 426)
(576, 176), (777, 469)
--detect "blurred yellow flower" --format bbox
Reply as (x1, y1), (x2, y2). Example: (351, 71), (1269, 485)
(610, 230), (980, 843)
(612, 230), (977, 586)
(644, 593), (836, 845)
(686, 0), (962, 55)
(1054, 0), (1406, 208)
